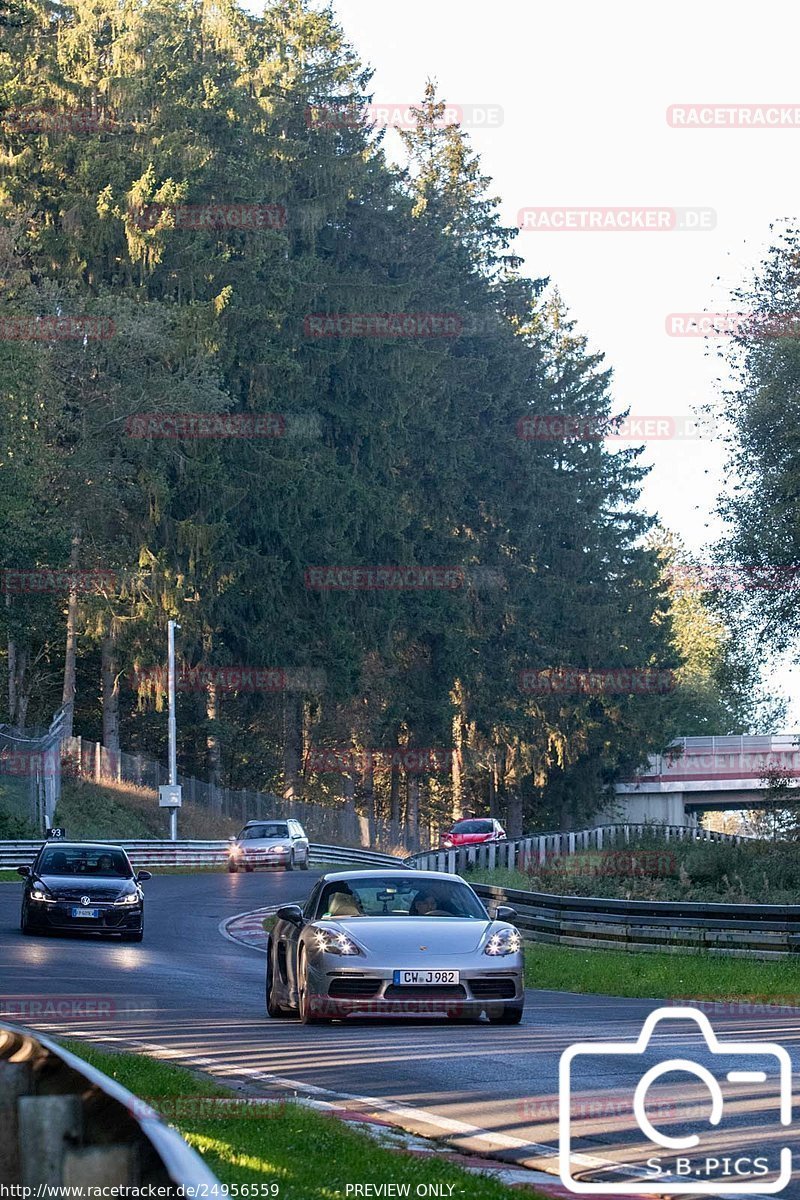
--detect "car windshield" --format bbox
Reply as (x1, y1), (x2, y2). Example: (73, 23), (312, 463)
(317, 876), (487, 919)
(38, 848), (132, 878)
(241, 823), (289, 840)
(451, 819), (494, 834)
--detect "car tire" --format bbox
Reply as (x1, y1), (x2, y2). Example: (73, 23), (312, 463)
(286, 852), (295, 871)
(20, 906), (40, 936)
(228, 863), (238, 873)
(299, 851), (309, 870)
(245, 864), (254, 873)
(265, 939), (291, 1018)
(298, 949), (325, 1024)
(489, 1005), (524, 1025)
(121, 929), (144, 943)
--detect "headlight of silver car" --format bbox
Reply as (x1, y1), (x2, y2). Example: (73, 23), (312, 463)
(268, 844), (288, 853)
(484, 928), (522, 956)
(313, 928), (362, 956)
(114, 891), (140, 906)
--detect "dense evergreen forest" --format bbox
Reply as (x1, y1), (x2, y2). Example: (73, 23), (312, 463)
(0, 0), (770, 844)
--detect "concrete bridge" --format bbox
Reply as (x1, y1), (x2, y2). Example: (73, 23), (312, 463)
(611, 734), (800, 825)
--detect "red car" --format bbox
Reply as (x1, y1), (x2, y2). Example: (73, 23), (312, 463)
(440, 818), (506, 849)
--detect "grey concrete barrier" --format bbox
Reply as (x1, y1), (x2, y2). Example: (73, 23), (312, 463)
(0, 1022), (220, 1188)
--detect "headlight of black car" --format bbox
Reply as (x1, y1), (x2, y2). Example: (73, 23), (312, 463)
(114, 890), (140, 906)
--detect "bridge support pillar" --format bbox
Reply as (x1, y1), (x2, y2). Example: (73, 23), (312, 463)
(607, 789), (695, 827)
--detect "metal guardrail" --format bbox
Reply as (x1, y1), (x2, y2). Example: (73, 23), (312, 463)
(0, 1022), (220, 1187)
(405, 822), (756, 875)
(0, 839), (403, 870)
(472, 883), (800, 960)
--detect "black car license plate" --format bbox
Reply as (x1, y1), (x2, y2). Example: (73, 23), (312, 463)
(71, 907), (99, 918)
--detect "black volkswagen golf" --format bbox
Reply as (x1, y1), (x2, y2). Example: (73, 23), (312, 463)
(18, 842), (151, 941)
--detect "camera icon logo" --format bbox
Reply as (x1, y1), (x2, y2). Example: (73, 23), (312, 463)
(559, 1006), (792, 1194)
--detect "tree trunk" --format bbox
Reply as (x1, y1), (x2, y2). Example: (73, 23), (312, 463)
(406, 774), (420, 852)
(7, 624), (29, 728)
(506, 790), (524, 839)
(61, 526), (82, 739)
(101, 629), (120, 752)
(389, 754), (401, 847)
(282, 691), (302, 802)
(488, 753), (500, 819)
(206, 678), (222, 810)
(361, 752), (376, 847)
(342, 767), (359, 845)
(451, 686), (465, 821)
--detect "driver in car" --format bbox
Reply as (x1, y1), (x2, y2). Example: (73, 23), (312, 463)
(410, 889), (442, 915)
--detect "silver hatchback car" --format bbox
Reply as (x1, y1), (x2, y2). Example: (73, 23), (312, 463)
(227, 819), (310, 872)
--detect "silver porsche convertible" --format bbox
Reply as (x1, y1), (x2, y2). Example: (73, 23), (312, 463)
(265, 869), (524, 1025)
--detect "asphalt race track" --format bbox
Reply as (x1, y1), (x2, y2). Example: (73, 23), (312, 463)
(1, 872), (799, 1197)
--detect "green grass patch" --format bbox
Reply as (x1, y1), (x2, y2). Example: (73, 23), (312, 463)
(524, 941), (800, 1002)
(54, 777), (240, 841)
(64, 1042), (547, 1199)
(0, 870), (20, 882)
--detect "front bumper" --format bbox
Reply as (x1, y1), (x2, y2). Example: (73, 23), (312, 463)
(25, 901), (143, 933)
(230, 849), (292, 868)
(305, 960), (524, 1018)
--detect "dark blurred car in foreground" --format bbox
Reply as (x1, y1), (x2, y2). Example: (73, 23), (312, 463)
(18, 842), (150, 941)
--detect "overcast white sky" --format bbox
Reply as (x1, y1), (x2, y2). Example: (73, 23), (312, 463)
(321, 0), (800, 726)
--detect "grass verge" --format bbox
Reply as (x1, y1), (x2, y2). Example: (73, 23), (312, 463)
(524, 941), (800, 1002)
(64, 1042), (547, 1199)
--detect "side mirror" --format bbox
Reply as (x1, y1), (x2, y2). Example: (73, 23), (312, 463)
(136, 871), (152, 883)
(16, 865), (30, 877)
(496, 904), (517, 922)
(276, 904), (304, 926)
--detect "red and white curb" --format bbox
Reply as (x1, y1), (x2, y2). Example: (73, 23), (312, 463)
(219, 905), (274, 951)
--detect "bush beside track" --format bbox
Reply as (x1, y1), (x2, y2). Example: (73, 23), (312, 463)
(469, 834), (800, 905)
